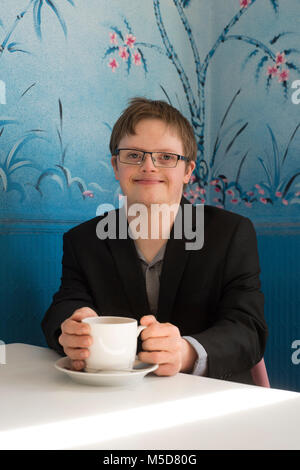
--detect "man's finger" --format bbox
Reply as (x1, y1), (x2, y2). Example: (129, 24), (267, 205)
(61, 319), (90, 336)
(138, 350), (172, 365)
(142, 336), (179, 353)
(140, 315), (157, 327)
(141, 322), (178, 341)
(64, 346), (90, 360)
(71, 308), (98, 322)
(59, 334), (92, 348)
(71, 360), (86, 371)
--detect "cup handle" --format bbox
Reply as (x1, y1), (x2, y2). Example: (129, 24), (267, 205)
(137, 325), (146, 337)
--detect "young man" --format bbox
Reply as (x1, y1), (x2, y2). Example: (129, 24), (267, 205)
(42, 97), (268, 384)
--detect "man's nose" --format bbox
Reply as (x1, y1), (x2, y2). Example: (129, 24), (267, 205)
(140, 153), (156, 170)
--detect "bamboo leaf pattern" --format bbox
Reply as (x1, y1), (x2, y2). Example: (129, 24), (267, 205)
(0, 119), (18, 126)
(123, 16), (133, 35)
(269, 0), (279, 15)
(269, 32), (299, 45)
(153, 0), (197, 126)
(181, 0), (192, 7)
(8, 160), (38, 175)
(282, 123), (300, 166)
(173, 0), (201, 104)
(33, 0), (43, 40)
(137, 47), (147, 74)
(255, 55), (269, 82)
(45, 0), (67, 38)
(0, 166), (8, 191)
(241, 49), (259, 71)
(7, 42), (30, 54)
(103, 46), (119, 59)
(135, 42), (165, 56)
(5, 133), (48, 170)
(20, 83), (36, 99)
(35, 168), (65, 195)
(110, 26), (124, 42)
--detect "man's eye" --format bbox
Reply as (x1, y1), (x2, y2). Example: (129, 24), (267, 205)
(128, 153), (140, 159)
(158, 154), (175, 160)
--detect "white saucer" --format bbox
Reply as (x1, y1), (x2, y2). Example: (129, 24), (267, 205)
(54, 356), (158, 387)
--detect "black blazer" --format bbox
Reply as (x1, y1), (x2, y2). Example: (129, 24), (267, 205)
(42, 195), (268, 385)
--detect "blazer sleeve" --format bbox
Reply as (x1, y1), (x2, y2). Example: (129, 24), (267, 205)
(189, 216), (268, 381)
(41, 232), (100, 355)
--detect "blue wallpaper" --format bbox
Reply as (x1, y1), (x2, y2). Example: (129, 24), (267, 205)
(0, 0), (299, 220)
(0, 0), (300, 391)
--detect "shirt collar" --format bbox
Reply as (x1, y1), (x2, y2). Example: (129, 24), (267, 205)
(134, 241), (167, 267)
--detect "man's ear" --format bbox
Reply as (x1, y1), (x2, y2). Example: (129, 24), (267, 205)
(111, 155), (120, 181)
(184, 160), (196, 183)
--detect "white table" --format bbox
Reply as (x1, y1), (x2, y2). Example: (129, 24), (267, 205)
(1, 343), (300, 450)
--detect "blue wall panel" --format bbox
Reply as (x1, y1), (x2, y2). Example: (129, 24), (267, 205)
(1, 1), (300, 391)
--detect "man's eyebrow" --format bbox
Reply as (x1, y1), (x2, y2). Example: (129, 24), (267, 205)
(123, 146), (180, 153)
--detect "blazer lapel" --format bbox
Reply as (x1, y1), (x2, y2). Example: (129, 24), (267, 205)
(105, 209), (152, 320)
(157, 196), (194, 323)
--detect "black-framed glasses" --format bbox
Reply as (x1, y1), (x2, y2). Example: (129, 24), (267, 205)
(115, 148), (190, 168)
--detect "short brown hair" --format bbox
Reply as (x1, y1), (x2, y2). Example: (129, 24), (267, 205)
(109, 97), (197, 191)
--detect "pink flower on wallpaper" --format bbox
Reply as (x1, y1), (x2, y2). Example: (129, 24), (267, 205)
(278, 69), (289, 83)
(258, 188), (265, 195)
(247, 191), (254, 196)
(255, 184), (261, 189)
(226, 189), (234, 196)
(108, 58), (119, 72)
(240, 0), (251, 8)
(276, 52), (286, 66)
(213, 197), (220, 203)
(260, 197), (267, 204)
(214, 187), (221, 193)
(245, 201), (252, 208)
(119, 46), (129, 61)
(199, 188), (206, 194)
(267, 65), (278, 77)
(125, 34), (136, 48)
(200, 198), (206, 204)
(275, 191), (282, 197)
(282, 199), (289, 206)
(210, 179), (219, 186)
(231, 198), (239, 204)
(133, 51), (142, 66)
(83, 190), (94, 198)
(190, 174), (196, 183)
(295, 191), (300, 197)
(109, 32), (118, 45)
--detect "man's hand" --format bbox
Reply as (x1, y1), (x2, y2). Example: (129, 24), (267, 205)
(138, 315), (197, 376)
(58, 307), (98, 370)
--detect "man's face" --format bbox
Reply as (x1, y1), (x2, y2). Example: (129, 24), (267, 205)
(111, 118), (195, 208)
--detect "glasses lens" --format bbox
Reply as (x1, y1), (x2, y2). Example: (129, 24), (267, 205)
(119, 149), (144, 164)
(154, 153), (177, 167)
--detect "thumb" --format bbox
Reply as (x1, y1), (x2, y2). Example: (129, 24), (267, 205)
(72, 307), (98, 322)
(140, 315), (157, 327)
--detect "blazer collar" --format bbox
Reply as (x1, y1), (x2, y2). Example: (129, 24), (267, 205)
(105, 195), (195, 323)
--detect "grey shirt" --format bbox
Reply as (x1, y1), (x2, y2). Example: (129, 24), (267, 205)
(134, 241), (208, 376)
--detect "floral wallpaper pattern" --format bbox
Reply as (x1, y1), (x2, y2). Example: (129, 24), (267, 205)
(0, 0), (299, 220)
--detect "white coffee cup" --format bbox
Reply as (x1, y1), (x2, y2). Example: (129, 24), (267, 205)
(82, 316), (146, 372)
